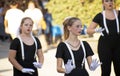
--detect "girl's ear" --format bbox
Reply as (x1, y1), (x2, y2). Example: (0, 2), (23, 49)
(67, 25), (71, 31)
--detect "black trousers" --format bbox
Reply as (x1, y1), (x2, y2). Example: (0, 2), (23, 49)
(98, 36), (120, 76)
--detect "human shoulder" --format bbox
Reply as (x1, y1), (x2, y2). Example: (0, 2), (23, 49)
(95, 12), (102, 17)
(6, 9), (23, 15)
(57, 41), (66, 47)
(24, 9), (31, 13)
(10, 37), (22, 51)
(34, 8), (43, 14)
(82, 41), (94, 56)
(5, 9), (11, 14)
(118, 10), (120, 12)
(24, 9), (29, 12)
(118, 10), (120, 15)
(17, 9), (24, 13)
(10, 38), (20, 45)
(12, 37), (20, 42)
(82, 41), (90, 46)
(34, 36), (39, 41)
(16, 8), (23, 11)
(93, 12), (103, 23)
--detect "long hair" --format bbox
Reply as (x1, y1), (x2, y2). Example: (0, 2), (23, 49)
(63, 17), (80, 40)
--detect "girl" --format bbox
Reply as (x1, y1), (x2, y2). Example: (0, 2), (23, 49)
(56, 17), (101, 76)
(8, 17), (44, 76)
(87, 0), (120, 76)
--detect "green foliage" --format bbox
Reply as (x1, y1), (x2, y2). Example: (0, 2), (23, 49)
(45, 0), (120, 26)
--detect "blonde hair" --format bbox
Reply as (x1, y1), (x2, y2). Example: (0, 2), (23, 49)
(19, 17), (34, 34)
(63, 17), (80, 40)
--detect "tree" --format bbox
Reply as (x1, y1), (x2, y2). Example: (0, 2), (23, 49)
(45, 0), (120, 26)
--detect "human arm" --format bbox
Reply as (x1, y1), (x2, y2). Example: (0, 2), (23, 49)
(9, 38), (35, 74)
(87, 22), (98, 35)
(33, 49), (44, 69)
(86, 56), (92, 67)
(56, 42), (66, 73)
(56, 56), (75, 74)
(8, 50), (35, 74)
(33, 37), (44, 68)
(56, 42), (74, 74)
(4, 10), (9, 34)
(84, 41), (101, 71)
(87, 12), (106, 36)
(8, 50), (23, 71)
(37, 49), (44, 65)
(56, 58), (66, 73)
(4, 19), (9, 33)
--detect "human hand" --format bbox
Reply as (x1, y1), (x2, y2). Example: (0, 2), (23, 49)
(95, 27), (104, 33)
(65, 59), (75, 74)
(33, 62), (42, 68)
(21, 68), (35, 75)
(89, 59), (102, 71)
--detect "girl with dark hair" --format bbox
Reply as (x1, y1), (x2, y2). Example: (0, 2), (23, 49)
(87, 0), (120, 76)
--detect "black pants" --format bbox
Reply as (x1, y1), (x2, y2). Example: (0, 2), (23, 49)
(98, 36), (120, 76)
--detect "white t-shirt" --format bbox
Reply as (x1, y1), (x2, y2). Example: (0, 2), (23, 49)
(24, 8), (43, 30)
(5, 9), (24, 36)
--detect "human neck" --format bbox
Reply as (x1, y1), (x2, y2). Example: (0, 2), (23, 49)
(105, 9), (114, 12)
(67, 36), (79, 42)
(20, 33), (31, 37)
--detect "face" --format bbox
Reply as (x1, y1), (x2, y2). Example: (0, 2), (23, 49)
(68, 20), (82, 36)
(21, 19), (33, 34)
(28, 2), (35, 9)
(103, 0), (114, 10)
